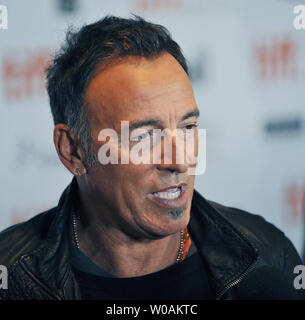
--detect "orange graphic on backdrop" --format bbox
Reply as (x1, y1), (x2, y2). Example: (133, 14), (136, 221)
(138, 0), (183, 12)
(2, 49), (51, 101)
(284, 182), (305, 222)
(255, 37), (297, 80)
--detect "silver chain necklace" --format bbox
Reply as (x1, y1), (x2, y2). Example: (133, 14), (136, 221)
(72, 212), (184, 264)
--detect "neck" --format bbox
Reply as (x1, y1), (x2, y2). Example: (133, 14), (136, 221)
(74, 213), (182, 277)
(72, 189), (184, 277)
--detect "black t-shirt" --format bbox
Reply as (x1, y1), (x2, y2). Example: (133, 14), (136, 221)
(69, 215), (215, 300)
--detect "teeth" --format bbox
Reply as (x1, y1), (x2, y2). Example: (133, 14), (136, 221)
(153, 187), (181, 200)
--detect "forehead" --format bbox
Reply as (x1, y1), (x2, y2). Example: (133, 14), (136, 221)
(84, 53), (197, 130)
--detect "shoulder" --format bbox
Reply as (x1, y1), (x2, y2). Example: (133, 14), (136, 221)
(207, 200), (281, 239)
(0, 207), (57, 269)
(205, 198), (303, 269)
(192, 190), (284, 243)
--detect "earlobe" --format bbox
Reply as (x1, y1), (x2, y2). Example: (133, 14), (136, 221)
(75, 167), (87, 176)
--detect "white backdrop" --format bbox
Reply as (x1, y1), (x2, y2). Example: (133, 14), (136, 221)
(0, 0), (304, 256)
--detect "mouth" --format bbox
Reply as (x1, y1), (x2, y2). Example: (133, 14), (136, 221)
(147, 184), (188, 209)
(152, 186), (182, 200)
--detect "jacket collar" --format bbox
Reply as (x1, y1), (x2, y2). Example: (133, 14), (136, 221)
(189, 190), (258, 297)
(20, 178), (257, 299)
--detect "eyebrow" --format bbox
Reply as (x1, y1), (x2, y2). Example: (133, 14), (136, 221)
(128, 119), (161, 132)
(181, 109), (200, 122)
(128, 109), (200, 132)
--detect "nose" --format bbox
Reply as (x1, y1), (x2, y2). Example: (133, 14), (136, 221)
(156, 133), (188, 173)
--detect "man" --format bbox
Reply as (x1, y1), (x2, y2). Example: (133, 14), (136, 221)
(0, 15), (303, 300)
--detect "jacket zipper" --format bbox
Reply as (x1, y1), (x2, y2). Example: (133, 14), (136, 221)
(216, 260), (257, 300)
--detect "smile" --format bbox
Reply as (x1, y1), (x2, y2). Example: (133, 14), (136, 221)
(152, 187), (182, 200)
(147, 184), (188, 209)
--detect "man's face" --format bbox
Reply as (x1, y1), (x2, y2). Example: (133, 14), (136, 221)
(83, 52), (199, 239)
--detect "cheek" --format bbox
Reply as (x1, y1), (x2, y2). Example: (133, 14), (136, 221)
(122, 164), (155, 193)
(104, 163), (155, 196)
(120, 165), (156, 203)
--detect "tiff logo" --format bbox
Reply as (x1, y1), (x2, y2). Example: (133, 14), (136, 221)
(0, 5), (7, 30)
(2, 50), (51, 101)
(0, 265), (7, 289)
(254, 37), (296, 80)
(293, 5), (305, 30)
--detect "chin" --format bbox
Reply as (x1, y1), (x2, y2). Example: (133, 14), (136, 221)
(167, 207), (185, 220)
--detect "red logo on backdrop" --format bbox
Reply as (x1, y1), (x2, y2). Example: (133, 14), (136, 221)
(2, 49), (51, 102)
(284, 181), (305, 223)
(138, 0), (183, 12)
(254, 37), (297, 80)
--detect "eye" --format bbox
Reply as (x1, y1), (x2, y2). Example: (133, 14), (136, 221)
(130, 129), (150, 142)
(183, 123), (198, 131)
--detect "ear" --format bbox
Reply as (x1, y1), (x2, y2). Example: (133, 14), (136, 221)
(53, 124), (87, 176)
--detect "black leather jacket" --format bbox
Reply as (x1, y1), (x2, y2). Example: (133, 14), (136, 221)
(0, 178), (303, 300)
